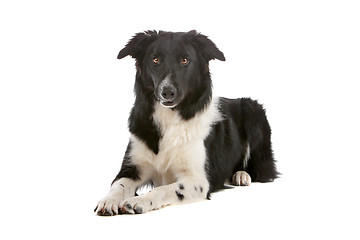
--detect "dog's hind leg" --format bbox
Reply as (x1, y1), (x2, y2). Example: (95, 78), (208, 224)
(238, 98), (279, 183)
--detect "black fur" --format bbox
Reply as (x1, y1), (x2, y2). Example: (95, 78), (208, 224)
(175, 191), (185, 201)
(111, 143), (140, 185)
(113, 30), (278, 197)
(206, 97), (278, 192)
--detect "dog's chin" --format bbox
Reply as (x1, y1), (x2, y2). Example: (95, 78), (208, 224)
(159, 100), (178, 108)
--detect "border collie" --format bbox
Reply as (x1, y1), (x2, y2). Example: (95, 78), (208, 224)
(95, 30), (279, 215)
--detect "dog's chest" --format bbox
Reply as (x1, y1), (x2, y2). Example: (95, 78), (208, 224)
(130, 99), (222, 176)
(153, 102), (215, 148)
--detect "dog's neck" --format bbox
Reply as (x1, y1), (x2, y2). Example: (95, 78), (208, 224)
(128, 73), (213, 154)
(174, 73), (213, 120)
(176, 87), (212, 120)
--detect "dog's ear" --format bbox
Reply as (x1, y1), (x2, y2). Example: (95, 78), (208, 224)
(186, 30), (226, 62)
(117, 30), (158, 60)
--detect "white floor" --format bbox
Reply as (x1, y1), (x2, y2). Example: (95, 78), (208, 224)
(91, 178), (358, 240)
(3, 172), (358, 239)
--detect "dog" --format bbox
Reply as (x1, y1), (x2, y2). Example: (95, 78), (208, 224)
(94, 30), (279, 215)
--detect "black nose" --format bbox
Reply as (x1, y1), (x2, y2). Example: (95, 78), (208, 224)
(161, 86), (177, 101)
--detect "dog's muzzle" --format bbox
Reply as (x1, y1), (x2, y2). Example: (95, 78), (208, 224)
(159, 85), (178, 107)
(155, 76), (179, 108)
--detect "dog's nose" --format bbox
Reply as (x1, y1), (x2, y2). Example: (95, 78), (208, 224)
(161, 86), (177, 101)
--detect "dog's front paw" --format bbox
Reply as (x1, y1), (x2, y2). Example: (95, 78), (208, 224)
(120, 196), (155, 214)
(95, 197), (122, 216)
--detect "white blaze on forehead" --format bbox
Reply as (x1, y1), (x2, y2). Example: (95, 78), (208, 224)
(158, 74), (172, 89)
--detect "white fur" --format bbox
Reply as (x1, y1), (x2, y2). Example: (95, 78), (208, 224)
(120, 181), (204, 214)
(158, 75), (171, 93)
(243, 143), (250, 168)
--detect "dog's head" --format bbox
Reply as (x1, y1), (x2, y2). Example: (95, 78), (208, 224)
(117, 30), (225, 108)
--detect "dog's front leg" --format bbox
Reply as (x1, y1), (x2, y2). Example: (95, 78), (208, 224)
(94, 141), (150, 216)
(119, 180), (209, 214)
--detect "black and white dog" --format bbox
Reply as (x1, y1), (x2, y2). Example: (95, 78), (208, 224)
(95, 30), (279, 215)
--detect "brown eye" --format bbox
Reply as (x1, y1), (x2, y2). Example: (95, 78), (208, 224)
(181, 58), (189, 65)
(153, 57), (160, 64)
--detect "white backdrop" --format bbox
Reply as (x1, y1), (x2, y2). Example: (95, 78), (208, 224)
(1, 0), (359, 239)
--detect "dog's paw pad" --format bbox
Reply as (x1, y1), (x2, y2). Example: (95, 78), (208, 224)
(232, 171), (251, 186)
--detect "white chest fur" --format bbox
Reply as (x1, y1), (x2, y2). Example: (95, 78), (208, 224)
(129, 98), (222, 185)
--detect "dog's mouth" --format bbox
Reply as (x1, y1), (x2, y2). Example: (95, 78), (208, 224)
(159, 100), (178, 108)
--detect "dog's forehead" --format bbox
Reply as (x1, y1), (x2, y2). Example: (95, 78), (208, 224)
(148, 33), (194, 56)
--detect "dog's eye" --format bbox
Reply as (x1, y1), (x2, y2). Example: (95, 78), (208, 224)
(153, 57), (160, 64)
(181, 58), (189, 65)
